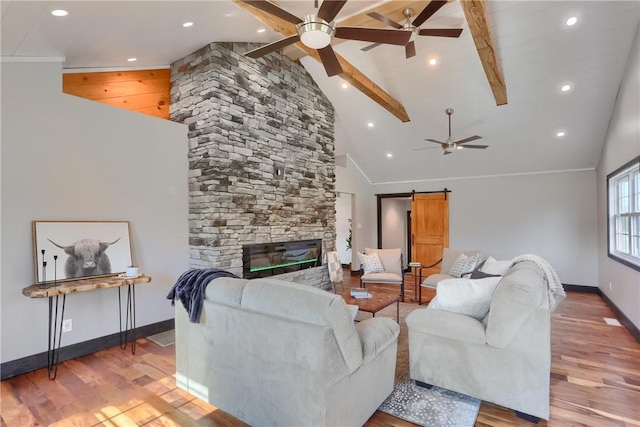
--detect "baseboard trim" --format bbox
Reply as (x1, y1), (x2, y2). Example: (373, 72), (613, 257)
(597, 290), (640, 343)
(562, 283), (599, 293)
(0, 318), (175, 380)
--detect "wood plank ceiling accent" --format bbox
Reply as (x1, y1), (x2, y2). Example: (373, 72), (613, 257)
(62, 69), (171, 119)
(232, 0), (411, 123)
(459, 0), (507, 105)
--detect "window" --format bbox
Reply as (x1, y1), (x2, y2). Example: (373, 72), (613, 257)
(608, 156), (640, 271)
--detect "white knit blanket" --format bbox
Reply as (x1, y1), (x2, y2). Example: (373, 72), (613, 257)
(511, 254), (566, 312)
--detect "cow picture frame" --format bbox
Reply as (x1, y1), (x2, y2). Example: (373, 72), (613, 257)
(32, 220), (133, 284)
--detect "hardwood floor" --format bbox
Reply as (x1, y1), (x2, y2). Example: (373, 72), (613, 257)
(2, 271), (638, 426)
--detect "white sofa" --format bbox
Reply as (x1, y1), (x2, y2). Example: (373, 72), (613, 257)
(407, 261), (553, 421)
(176, 276), (400, 426)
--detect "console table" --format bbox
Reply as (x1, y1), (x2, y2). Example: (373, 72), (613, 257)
(22, 274), (152, 380)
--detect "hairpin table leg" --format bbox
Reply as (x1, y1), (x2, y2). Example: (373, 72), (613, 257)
(47, 294), (66, 380)
(118, 284), (136, 354)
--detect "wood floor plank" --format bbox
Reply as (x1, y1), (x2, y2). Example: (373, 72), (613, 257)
(1, 270), (638, 427)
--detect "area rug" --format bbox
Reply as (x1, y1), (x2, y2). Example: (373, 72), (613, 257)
(378, 380), (481, 426)
(362, 301), (481, 426)
(147, 329), (175, 347)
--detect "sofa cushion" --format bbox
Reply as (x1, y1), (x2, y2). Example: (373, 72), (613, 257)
(358, 252), (385, 274)
(480, 256), (513, 275)
(430, 276), (502, 320)
(449, 253), (479, 278)
(364, 248), (402, 275)
(361, 272), (403, 284)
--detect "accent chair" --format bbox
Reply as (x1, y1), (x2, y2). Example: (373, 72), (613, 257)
(359, 247), (405, 302)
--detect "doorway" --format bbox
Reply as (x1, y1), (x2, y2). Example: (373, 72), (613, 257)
(335, 192), (353, 266)
(376, 190), (450, 269)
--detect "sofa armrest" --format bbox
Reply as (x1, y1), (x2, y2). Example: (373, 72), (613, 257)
(406, 308), (486, 345)
(356, 317), (400, 363)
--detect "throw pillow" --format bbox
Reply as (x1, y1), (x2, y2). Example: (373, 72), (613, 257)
(470, 270), (502, 279)
(433, 276), (502, 320)
(480, 256), (513, 275)
(358, 252), (385, 274)
(449, 253), (479, 278)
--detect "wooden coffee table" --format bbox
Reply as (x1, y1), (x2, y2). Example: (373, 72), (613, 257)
(337, 289), (400, 323)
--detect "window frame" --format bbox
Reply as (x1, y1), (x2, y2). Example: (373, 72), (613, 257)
(607, 155), (640, 271)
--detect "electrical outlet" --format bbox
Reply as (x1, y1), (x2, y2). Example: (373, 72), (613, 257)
(62, 319), (72, 333)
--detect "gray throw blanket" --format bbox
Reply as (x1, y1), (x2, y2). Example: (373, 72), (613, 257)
(167, 268), (239, 323)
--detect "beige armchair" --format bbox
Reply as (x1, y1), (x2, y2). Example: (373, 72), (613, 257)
(407, 261), (555, 422)
(418, 248), (479, 304)
(176, 276), (400, 426)
(359, 247), (405, 302)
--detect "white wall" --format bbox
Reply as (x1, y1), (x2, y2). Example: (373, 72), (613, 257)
(1, 61), (190, 363)
(342, 170), (598, 286)
(335, 155), (376, 271)
(596, 24), (640, 330)
(381, 198), (410, 266)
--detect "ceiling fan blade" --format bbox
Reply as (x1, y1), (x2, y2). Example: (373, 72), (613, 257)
(244, 35), (301, 58)
(366, 11), (403, 29)
(361, 42), (382, 52)
(405, 41), (416, 58)
(419, 28), (463, 38)
(425, 138), (445, 145)
(317, 45), (343, 77)
(413, 146), (440, 151)
(318, 0), (348, 22)
(454, 135), (483, 145)
(412, 0), (448, 27)
(459, 144), (489, 149)
(334, 27), (412, 46)
(443, 150), (452, 155)
(242, 1), (303, 24)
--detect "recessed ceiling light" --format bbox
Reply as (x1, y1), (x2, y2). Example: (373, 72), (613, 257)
(257, 28), (266, 33)
(183, 22), (194, 28)
(556, 131), (566, 137)
(51, 9), (68, 17)
(127, 57), (137, 62)
(561, 83), (572, 92)
(386, 153), (393, 158)
(341, 82), (348, 89)
(367, 122), (374, 128)
(428, 58), (438, 66)
(566, 16), (577, 26)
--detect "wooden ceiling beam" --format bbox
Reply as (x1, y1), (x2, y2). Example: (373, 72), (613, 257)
(459, 0), (507, 105)
(232, 0), (410, 122)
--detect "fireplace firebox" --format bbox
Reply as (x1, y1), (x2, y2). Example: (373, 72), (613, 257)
(242, 239), (322, 279)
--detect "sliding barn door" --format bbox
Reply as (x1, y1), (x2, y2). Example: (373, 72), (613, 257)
(411, 193), (449, 276)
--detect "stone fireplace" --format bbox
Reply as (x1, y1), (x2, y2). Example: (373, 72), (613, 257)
(170, 42), (336, 289)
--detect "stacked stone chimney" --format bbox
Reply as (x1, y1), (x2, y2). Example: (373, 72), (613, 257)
(170, 42), (336, 287)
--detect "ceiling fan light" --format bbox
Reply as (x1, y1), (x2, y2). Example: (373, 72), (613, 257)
(297, 16), (335, 49)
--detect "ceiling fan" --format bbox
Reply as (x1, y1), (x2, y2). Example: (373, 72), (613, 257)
(242, 0), (412, 77)
(362, 1), (463, 58)
(416, 108), (488, 155)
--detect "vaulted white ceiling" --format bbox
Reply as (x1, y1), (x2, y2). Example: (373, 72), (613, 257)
(2, 1), (638, 183)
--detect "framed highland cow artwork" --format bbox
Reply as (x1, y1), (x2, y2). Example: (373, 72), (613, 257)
(32, 221), (132, 284)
